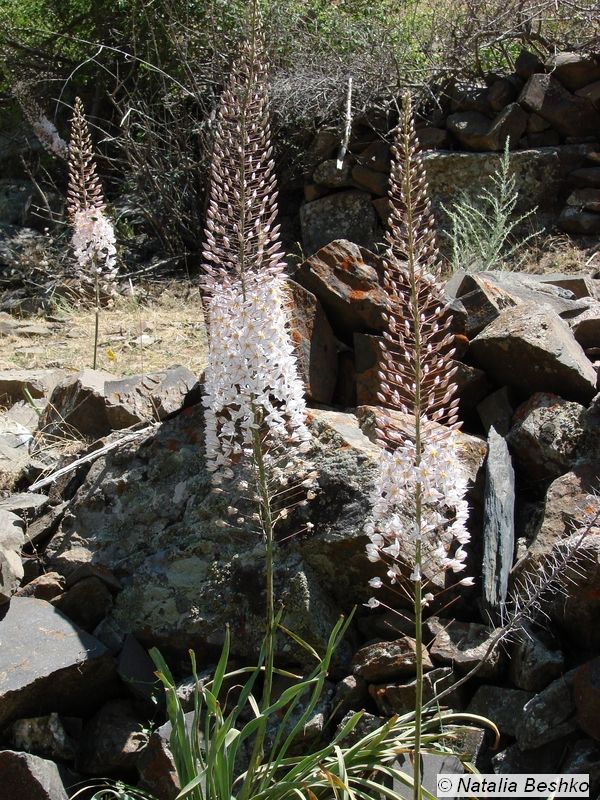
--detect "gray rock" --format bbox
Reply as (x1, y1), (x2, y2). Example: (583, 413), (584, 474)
(10, 713), (77, 762)
(550, 533), (600, 651)
(535, 272), (598, 299)
(0, 597), (116, 728)
(0, 509), (25, 602)
(569, 300), (600, 348)
(51, 576), (114, 632)
(331, 675), (369, 721)
(392, 752), (464, 800)
(356, 140), (390, 172)
(312, 159), (354, 189)
(507, 392), (586, 483)
(519, 73), (600, 137)
(351, 164), (388, 195)
(352, 638), (432, 682)
(546, 51), (600, 92)
(477, 386), (514, 436)
(573, 656), (600, 741)
(45, 404), (378, 666)
(293, 240), (387, 342)
(15, 572), (65, 602)
(570, 167), (600, 187)
(446, 104), (527, 151)
(0, 750), (69, 800)
(40, 366), (199, 441)
(0, 492), (48, 516)
(467, 685), (533, 737)
(117, 635), (160, 705)
(558, 206), (600, 234)
(369, 667), (461, 716)
(0, 369), (67, 406)
(566, 187), (600, 211)
(509, 627), (565, 692)
(76, 699), (148, 776)
(561, 739), (600, 796)
(493, 739), (572, 774)
(469, 304), (597, 403)
(138, 714), (193, 800)
(517, 670), (578, 750)
(515, 49), (545, 80)
(427, 618), (505, 679)
(576, 80), (600, 109)
(300, 191), (378, 255)
(482, 427), (515, 615)
(286, 280), (338, 404)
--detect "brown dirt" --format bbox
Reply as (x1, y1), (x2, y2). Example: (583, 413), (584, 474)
(0, 283), (208, 377)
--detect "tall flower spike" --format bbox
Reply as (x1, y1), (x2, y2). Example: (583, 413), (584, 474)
(365, 93), (471, 800)
(68, 97), (117, 281)
(201, 23), (311, 481)
(12, 80), (68, 160)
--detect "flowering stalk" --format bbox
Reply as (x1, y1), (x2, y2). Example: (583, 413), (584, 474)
(67, 97), (117, 369)
(365, 93), (472, 800)
(200, 5), (314, 786)
(11, 80), (68, 160)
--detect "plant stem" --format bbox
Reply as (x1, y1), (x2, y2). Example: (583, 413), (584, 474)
(93, 263), (100, 369)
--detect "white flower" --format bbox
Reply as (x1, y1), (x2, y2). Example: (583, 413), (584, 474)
(71, 207), (117, 277)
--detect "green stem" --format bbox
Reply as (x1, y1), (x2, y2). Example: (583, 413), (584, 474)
(93, 267), (100, 370)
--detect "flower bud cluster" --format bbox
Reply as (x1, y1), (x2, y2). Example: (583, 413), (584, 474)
(12, 80), (68, 160)
(203, 270), (311, 479)
(67, 98), (117, 280)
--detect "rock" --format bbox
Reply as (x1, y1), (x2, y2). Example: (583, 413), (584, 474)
(0, 369), (67, 406)
(416, 127), (448, 149)
(312, 159), (354, 189)
(488, 78), (518, 110)
(446, 104), (527, 151)
(0, 750), (69, 800)
(41, 366), (200, 440)
(566, 187), (600, 211)
(515, 49), (545, 80)
(558, 206), (600, 234)
(354, 333), (382, 405)
(77, 699), (147, 776)
(570, 166), (600, 187)
(19, 502), (68, 547)
(467, 685), (533, 737)
(10, 713), (77, 762)
(561, 739), (600, 796)
(453, 362), (491, 414)
(519, 74), (600, 137)
(333, 348), (357, 406)
(285, 280), (338, 404)
(331, 675), (369, 720)
(117, 635), (160, 705)
(357, 608), (416, 640)
(0, 597), (116, 728)
(570, 301), (600, 348)
(138, 715), (188, 800)
(509, 627), (565, 692)
(51, 576), (114, 631)
(469, 304), (597, 403)
(15, 572), (65, 602)
(536, 272), (598, 299)
(477, 386), (515, 436)
(369, 667), (461, 716)
(517, 670), (578, 750)
(527, 112), (551, 133)
(357, 140), (390, 172)
(507, 393), (586, 483)
(427, 618), (505, 679)
(351, 164), (388, 195)
(0, 492), (48, 516)
(352, 638), (432, 682)
(293, 240), (387, 342)
(576, 79), (600, 108)
(550, 533), (600, 651)
(45, 404), (376, 666)
(522, 462), (600, 566)
(492, 739), (572, 773)
(450, 83), (493, 115)
(424, 146), (591, 226)
(392, 752), (464, 800)
(482, 427), (515, 615)
(546, 52), (600, 92)
(0, 509), (25, 603)
(300, 191), (378, 255)
(573, 656), (600, 741)
(305, 129), (340, 175)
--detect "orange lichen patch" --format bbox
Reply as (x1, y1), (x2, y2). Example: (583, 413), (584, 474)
(348, 289), (368, 300)
(291, 330), (303, 344)
(339, 258), (354, 271)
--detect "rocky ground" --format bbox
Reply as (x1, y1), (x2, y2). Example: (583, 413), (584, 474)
(0, 237), (599, 798)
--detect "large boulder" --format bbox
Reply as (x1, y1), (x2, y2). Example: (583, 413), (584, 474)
(293, 240), (387, 342)
(519, 73), (600, 137)
(0, 598), (116, 728)
(545, 52), (600, 92)
(469, 304), (597, 403)
(446, 104), (527, 152)
(0, 750), (69, 800)
(0, 369), (67, 406)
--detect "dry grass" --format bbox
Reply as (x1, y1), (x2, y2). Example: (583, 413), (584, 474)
(0, 282), (208, 377)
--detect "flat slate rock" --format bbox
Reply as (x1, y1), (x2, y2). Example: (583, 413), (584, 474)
(0, 492), (48, 516)
(0, 597), (116, 728)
